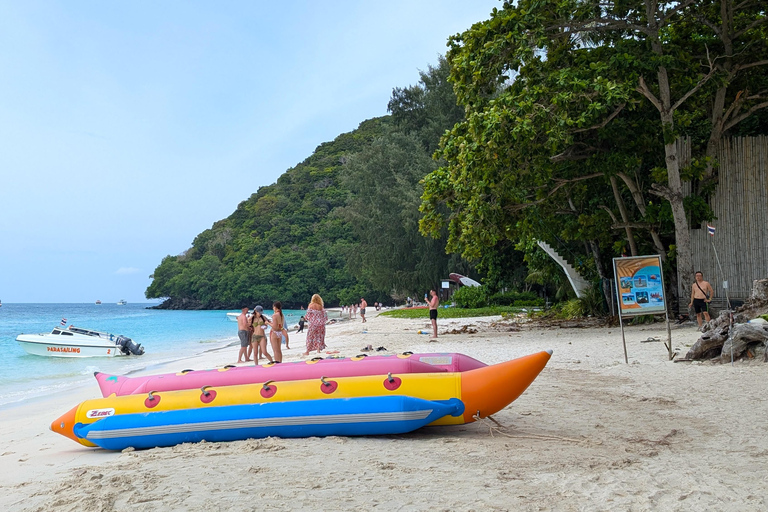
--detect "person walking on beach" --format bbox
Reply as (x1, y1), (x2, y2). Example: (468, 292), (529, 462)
(689, 271), (715, 328)
(360, 297), (367, 323)
(303, 294), (328, 356)
(428, 289), (439, 339)
(236, 307), (252, 363)
(250, 305), (273, 364)
(268, 301), (285, 362)
(297, 315), (306, 333)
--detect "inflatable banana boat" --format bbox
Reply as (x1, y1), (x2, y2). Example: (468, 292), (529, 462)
(94, 352), (487, 397)
(52, 350), (552, 450)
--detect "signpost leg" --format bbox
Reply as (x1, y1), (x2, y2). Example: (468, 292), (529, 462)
(664, 310), (673, 360)
(619, 314), (628, 364)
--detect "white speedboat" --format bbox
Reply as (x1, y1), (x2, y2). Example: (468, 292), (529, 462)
(117, 299), (127, 305)
(16, 326), (144, 358)
(226, 312), (240, 322)
(95, 300), (102, 305)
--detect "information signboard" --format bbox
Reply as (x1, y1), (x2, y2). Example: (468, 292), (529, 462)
(613, 255), (666, 317)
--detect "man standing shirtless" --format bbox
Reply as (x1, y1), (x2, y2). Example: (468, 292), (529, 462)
(236, 307), (251, 363)
(688, 271), (714, 328)
(360, 297), (367, 323)
(428, 289), (439, 339)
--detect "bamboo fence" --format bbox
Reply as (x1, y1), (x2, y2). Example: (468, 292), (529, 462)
(680, 136), (768, 304)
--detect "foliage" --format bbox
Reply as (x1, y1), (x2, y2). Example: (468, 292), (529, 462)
(146, 58), (477, 309)
(420, 0), (768, 313)
(380, 305), (526, 319)
(451, 286), (489, 309)
(487, 290), (542, 307)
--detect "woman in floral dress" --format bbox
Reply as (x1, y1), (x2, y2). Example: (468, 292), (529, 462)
(303, 294), (327, 356)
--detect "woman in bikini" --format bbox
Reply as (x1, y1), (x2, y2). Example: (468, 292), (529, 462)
(268, 301), (285, 363)
(250, 305), (273, 364)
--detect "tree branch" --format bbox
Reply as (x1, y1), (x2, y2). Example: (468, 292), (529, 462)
(671, 57), (718, 111)
(637, 76), (662, 112)
(724, 100), (768, 132)
(504, 173), (604, 212)
(572, 103), (626, 133)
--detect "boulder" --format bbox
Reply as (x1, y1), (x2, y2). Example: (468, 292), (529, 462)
(752, 278), (768, 302)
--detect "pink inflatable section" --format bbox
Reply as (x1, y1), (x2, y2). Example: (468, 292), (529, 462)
(94, 352), (487, 397)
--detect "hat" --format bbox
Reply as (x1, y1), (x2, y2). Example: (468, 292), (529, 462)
(254, 305), (263, 313)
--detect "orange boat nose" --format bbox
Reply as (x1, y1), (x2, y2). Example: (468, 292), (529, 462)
(460, 350), (552, 423)
(50, 404), (95, 447)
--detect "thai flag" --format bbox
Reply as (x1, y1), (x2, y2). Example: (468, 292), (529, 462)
(707, 224), (716, 236)
(60, 318), (67, 326)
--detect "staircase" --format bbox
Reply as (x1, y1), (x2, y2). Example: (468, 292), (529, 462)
(536, 241), (591, 298)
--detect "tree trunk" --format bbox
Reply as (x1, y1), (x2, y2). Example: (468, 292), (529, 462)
(610, 176), (638, 256)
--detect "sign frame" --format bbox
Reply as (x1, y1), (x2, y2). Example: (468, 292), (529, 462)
(612, 255), (673, 362)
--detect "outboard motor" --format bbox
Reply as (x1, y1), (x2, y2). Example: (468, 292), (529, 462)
(116, 335), (145, 356)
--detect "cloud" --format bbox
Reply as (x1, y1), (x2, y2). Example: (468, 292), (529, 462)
(115, 267), (141, 275)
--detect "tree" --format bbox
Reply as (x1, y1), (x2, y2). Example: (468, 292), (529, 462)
(420, 0), (768, 309)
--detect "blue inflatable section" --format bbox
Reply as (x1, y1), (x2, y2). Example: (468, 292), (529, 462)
(75, 395), (464, 450)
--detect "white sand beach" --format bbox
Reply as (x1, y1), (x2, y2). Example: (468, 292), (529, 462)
(1, 310), (765, 511)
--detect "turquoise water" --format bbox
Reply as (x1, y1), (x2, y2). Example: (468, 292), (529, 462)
(0, 303), (303, 408)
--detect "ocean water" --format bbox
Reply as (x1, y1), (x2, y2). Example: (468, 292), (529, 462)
(0, 303), (303, 408)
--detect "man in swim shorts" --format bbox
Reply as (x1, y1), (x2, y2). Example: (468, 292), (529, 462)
(236, 306), (251, 363)
(360, 297), (367, 323)
(688, 271), (714, 328)
(428, 289), (439, 339)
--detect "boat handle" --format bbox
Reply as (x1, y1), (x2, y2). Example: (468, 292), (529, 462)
(223, 365), (236, 369)
(310, 357), (323, 362)
(262, 380), (275, 391)
(181, 369), (194, 374)
(201, 386), (212, 397)
(147, 390), (158, 401)
(320, 376), (332, 387)
(387, 372), (395, 383)
(401, 351), (413, 355)
(355, 354), (368, 358)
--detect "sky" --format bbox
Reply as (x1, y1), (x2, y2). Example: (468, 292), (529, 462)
(0, 1), (500, 304)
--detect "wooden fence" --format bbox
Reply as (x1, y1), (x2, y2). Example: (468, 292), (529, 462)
(680, 136), (768, 305)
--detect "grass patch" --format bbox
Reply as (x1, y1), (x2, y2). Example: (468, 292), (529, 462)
(380, 306), (529, 319)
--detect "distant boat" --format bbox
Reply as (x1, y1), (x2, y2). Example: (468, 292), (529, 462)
(95, 300), (102, 305)
(117, 299), (127, 305)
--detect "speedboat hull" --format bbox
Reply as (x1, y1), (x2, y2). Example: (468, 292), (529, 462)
(16, 335), (121, 358)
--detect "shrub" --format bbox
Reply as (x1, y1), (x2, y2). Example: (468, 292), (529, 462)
(558, 299), (585, 319)
(487, 290), (541, 306)
(452, 286), (488, 308)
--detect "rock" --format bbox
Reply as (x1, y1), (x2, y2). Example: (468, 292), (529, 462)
(720, 323), (768, 363)
(751, 278), (768, 302)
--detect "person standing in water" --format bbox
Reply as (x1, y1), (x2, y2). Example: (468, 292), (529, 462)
(428, 289), (439, 339)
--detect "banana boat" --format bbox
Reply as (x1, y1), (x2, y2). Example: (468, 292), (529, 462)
(94, 352), (487, 397)
(76, 396), (464, 450)
(52, 350), (552, 449)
